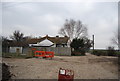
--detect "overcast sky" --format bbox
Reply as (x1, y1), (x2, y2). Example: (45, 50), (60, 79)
(1, 1), (118, 49)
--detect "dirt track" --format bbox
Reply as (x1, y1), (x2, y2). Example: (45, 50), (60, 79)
(3, 53), (118, 79)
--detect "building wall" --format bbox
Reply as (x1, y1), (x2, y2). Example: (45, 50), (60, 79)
(46, 47), (71, 56)
(22, 47), (29, 54)
(9, 47), (23, 53)
(23, 47), (71, 56)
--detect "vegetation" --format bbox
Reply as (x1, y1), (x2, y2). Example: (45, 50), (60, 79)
(2, 36), (9, 53)
(2, 52), (27, 58)
(10, 30), (24, 41)
(111, 29), (120, 50)
(58, 19), (88, 42)
(92, 50), (108, 56)
(92, 49), (119, 56)
(107, 46), (116, 56)
(70, 37), (92, 55)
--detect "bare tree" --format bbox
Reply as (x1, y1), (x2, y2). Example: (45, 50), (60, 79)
(58, 19), (88, 42)
(10, 30), (24, 41)
(112, 29), (120, 50)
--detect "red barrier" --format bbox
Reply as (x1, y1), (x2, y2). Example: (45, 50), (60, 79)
(45, 51), (54, 58)
(31, 48), (37, 51)
(34, 51), (54, 58)
(58, 68), (74, 81)
(34, 51), (46, 57)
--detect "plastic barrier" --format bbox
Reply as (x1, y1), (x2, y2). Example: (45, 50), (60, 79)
(45, 51), (54, 58)
(31, 48), (37, 51)
(58, 68), (74, 81)
(34, 51), (54, 58)
(34, 51), (46, 57)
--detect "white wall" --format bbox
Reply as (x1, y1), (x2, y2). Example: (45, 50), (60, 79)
(10, 47), (22, 53)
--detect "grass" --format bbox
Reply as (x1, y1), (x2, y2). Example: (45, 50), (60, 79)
(2, 52), (27, 58)
(116, 51), (120, 56)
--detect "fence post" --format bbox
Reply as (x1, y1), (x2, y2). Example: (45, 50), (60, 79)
(16, 48), (20, 56)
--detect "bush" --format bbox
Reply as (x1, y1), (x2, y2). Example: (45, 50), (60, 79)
(92, 49), (119, 56)
(116, 51), (120, 56)
(107, 46), (116, 56)
(93, 50), (100, 56)
(70, 38), (92, 55)
(92, 50), (107, 56)
(118, 51), (120, 65)
(71, 51), (85, 56)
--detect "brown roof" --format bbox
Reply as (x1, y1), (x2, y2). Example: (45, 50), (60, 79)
(47, 37), (69, 44)
(27, 35), (69, 44)
(8, 35), (69, 47)
(8, 41), (28, 47)
(26, 37), (46, 44)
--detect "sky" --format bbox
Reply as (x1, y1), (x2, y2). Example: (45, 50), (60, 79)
(1, 1), (119, 49)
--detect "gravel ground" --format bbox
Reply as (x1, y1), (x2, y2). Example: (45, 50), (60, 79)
(2, 53), (118, 79)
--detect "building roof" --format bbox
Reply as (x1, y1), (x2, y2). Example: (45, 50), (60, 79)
(8, 41), (28, 47)
(8, 35), (69, 47)
(27, 35), (69, 44)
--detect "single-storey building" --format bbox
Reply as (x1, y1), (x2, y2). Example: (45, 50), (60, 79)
(28, 35), (69, 47)
(3, 35), (71, 55)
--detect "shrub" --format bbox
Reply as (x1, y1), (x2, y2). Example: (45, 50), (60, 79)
(92, 49), (118, 56)
(71, 51), (85, 56)
(92, 50), (107, 56)
(116, 51), (120, 56)
(70, 38), (92, 55)
(118, 52), (120, 65)
(107, 46), (116, 56)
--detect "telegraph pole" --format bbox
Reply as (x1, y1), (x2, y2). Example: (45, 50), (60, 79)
(92, 35), (94, 51)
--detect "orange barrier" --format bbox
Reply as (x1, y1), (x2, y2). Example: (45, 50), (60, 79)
(34, 51), (54, 58)
(31, 48), (37, 51)
(45, 51), (54, 58)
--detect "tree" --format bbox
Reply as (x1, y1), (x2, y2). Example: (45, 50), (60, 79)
(58, 19), (88, 42)
(112, 29), (120, 51)
(10, 30), (24, 41)
(70, 37), (92, 55)
(2, 36), (9, 52)
(2, 36), (9, 47)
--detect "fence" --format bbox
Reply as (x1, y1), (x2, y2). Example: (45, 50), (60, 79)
(23, 47), (71, 56)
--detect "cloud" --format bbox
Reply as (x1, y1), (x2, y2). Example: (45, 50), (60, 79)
(2, 2), (118, 49)
(0, 3), (2, 35)
(2, 0), (120, 2)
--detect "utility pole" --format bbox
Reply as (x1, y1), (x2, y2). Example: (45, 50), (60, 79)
(92, 35), (94, 52)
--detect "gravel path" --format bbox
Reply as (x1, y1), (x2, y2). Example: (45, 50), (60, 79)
(3, 53), (118, 79)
